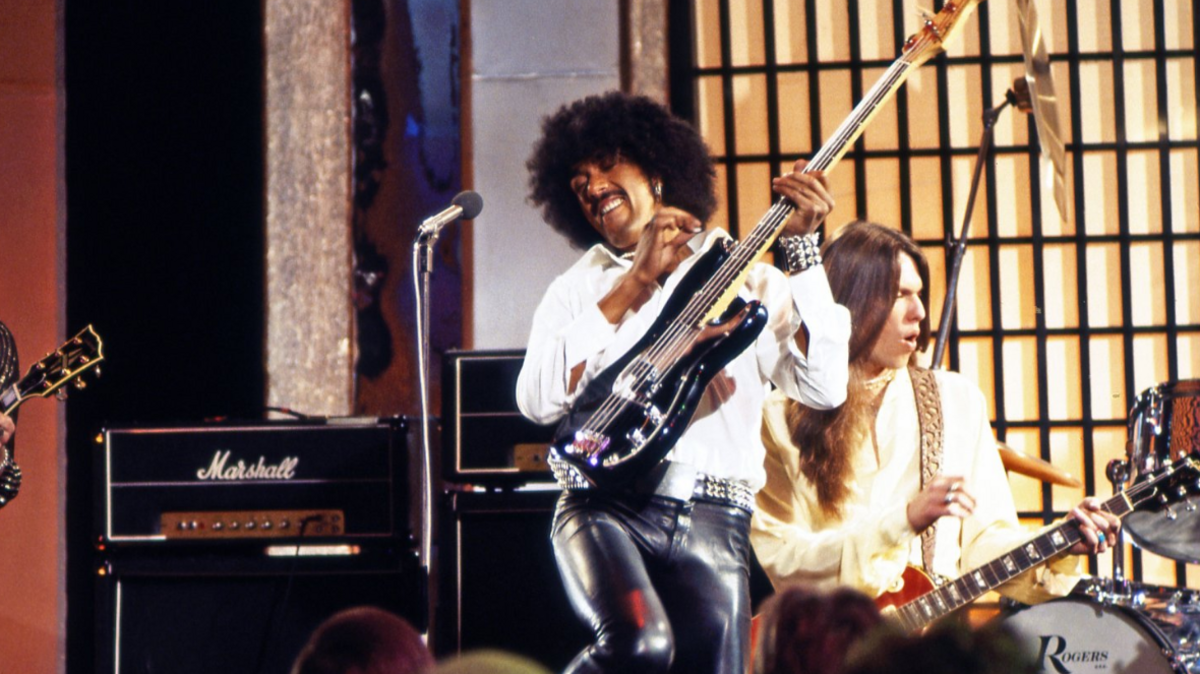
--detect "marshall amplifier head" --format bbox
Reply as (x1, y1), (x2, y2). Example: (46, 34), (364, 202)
(98, 417), (409, 544)
(442, 349), (556, 486)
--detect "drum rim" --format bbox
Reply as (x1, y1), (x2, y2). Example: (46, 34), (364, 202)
(1003, 596), (1184, 672)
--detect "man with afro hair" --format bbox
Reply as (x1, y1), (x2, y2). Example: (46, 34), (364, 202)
(516, 91), (851, 674)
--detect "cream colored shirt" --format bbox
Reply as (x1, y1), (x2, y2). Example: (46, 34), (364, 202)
(516, 228), (851, 490)
(751, 367), (1080, 605)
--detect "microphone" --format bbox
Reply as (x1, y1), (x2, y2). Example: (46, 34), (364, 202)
(419, 190), (483, 236)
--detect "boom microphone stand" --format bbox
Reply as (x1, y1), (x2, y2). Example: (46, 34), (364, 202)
(411, 191), (482, 647)
(929, 80), (1029, 369)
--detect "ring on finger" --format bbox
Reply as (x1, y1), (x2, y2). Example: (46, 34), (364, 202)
(943, 493), (955, 505)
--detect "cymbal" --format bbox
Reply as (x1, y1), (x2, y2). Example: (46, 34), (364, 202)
(997, 441), (1082, 488)
(1016, 0), (1070, 224)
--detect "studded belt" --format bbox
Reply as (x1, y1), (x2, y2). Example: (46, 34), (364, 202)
(550, 456), (755, 514)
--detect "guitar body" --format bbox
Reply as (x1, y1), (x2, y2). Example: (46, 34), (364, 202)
(750, 565), (936, 653)
(875, 566), (937, 614)
(551, 243), (768, 488)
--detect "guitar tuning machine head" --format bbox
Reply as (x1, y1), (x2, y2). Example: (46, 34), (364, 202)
(55, 389), (68, 402)
(74, 379), (87, 390)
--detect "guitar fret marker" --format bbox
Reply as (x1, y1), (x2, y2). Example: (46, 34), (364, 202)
(1025, 543), (1041, 560)
(1002, 556), (1017, 574)
(1050, 531), (1067, 547)
(972, 571), (986, 589)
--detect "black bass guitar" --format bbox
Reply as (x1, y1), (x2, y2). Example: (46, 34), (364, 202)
(550, 1), (983, 488)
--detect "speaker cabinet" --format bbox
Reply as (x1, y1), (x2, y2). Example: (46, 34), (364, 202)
(95, 548), (422, 674)
(436, 490), (590, 670)
(441, 350), (555, 486)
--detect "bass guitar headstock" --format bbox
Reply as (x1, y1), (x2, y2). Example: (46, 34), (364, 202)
(902, 0), (985, 68)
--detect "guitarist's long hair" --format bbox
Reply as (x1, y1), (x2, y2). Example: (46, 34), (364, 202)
(788, 222), (931, 518)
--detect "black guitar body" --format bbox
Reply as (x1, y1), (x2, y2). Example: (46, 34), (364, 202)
(550, 243), (769, 489)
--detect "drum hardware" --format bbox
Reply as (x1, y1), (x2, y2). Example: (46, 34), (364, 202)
(1124, 380), (1200, 563)
(1106, 458), (1134, 588)
(1004, 595), (1197, 673)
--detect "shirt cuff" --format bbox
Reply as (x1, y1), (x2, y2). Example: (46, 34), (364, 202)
(787, 264), (835, 324)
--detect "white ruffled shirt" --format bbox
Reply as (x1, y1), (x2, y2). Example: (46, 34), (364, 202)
(752, 367), (1080, 604)
(516, 227), (851, 490)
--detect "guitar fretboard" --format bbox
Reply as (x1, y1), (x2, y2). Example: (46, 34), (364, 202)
(892, 474), (1167, 633)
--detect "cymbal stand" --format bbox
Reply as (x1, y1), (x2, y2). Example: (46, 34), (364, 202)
(1103, 458), (1133, 602)
(930, 87), (1020, 369)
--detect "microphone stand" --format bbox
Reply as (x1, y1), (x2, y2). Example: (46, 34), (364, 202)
(929, 88), (1019, 369)
(412, 226), (441, 647)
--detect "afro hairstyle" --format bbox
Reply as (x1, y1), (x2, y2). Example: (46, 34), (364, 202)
(526, 91), (718, 250)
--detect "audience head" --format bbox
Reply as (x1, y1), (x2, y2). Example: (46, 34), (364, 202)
(434, 649), (552, 674)
(842, 620), (1037, 674)
(290, 606), (433, 674)
(754, 584), (884, 674)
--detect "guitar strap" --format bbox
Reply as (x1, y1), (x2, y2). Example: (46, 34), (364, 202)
(910, 366), (944, 577)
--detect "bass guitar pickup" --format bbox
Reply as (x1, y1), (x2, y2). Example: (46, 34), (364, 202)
(161, 509), (345, 539)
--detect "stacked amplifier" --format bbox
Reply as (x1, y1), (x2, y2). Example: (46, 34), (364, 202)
(94, 417), (422, 674)
(438, 351), (589, 670)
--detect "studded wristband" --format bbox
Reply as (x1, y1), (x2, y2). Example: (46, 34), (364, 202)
(777, 233), (822, 274)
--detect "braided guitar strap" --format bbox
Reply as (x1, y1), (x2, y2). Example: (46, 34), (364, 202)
(910, 366), (944, 576)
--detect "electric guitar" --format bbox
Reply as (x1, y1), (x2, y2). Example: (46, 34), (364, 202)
(878, 451), (1200, 633)
(550, 0), (984, 488)
(0, 325), (105, 506)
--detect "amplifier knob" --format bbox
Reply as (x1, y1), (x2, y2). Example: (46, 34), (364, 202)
(230, 522), (240, 530)
(246, 521), (257, 530)
(213, 522), (224, 531)
(262, 521), (273, 530)
(280, 519), (291, 529)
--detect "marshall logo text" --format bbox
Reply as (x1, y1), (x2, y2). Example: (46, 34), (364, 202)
(196, 450), (299, 481)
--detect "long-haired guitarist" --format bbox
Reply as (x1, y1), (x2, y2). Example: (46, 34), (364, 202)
(516, 91), (852, 674)
(751, 222), (1120, 613)
(0, 320), (20, 507)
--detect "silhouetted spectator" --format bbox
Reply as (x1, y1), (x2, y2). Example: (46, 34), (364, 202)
(435, 649), (551, 674)
(754, 584), (884, 674)
(290, 606), (433, 674)
(841, 620), (1036, 674)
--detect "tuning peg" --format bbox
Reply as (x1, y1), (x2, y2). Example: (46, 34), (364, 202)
(55, 389), (68, 402)
(74, 379), (87, 390)
(95, 367), (102, 378)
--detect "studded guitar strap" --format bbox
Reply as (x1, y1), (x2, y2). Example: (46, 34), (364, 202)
(910, 366), (944, 576)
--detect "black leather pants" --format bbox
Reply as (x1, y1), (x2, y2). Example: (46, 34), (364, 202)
(551, 490), (752, 674)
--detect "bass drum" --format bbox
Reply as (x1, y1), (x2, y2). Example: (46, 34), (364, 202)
(1126, 380), (1200, 562)
(1003, 597), (1187, 673)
